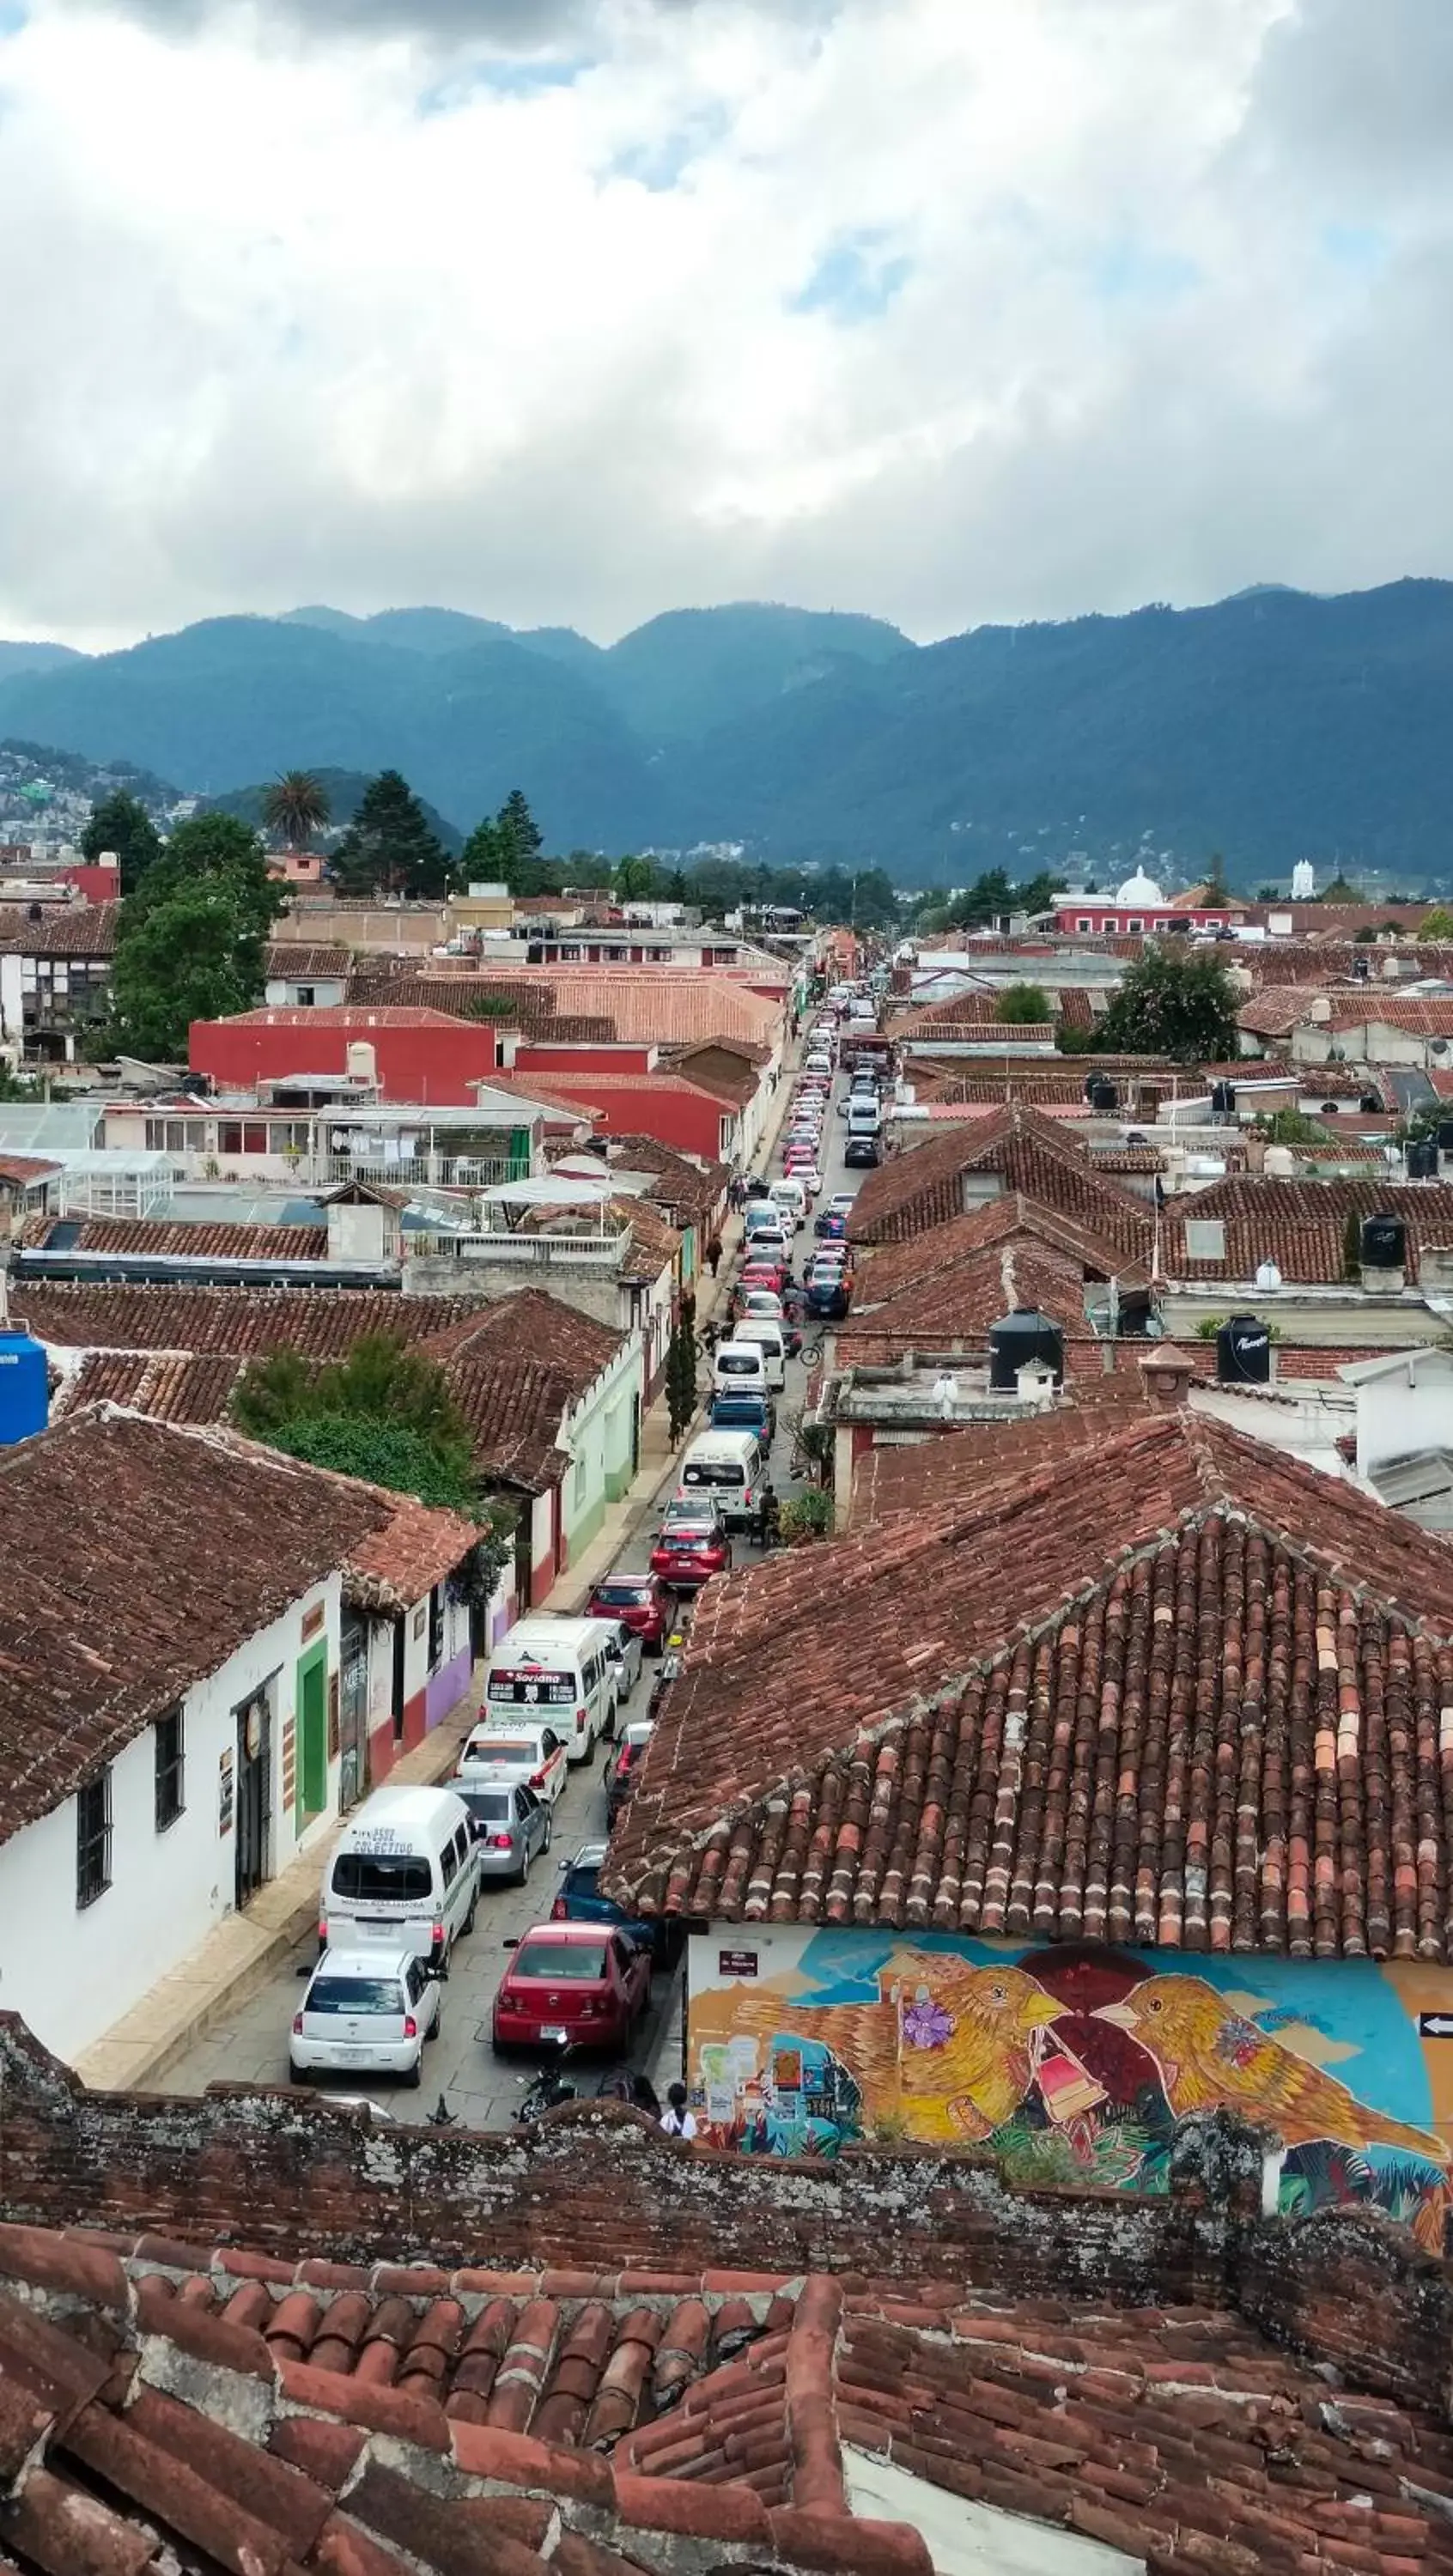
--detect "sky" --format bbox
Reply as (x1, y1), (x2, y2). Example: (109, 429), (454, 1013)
(2, 0), (1450, 650)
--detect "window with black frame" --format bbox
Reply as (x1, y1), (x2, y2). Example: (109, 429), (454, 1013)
(76, 1770), (112, 1909)
(155, 1705), (185, 1832)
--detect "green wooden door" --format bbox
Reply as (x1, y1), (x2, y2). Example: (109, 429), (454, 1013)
(296, 1641), (329, 1823)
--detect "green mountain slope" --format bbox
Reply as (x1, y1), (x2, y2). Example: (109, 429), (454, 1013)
(0, 641), (85, 680)
(5, 583), (1453, 877)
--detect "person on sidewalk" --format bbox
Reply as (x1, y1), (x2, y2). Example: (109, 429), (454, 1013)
(705, 1235), (723, 1278)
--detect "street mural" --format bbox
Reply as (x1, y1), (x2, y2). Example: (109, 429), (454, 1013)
(686, 1929), (1452, 2245)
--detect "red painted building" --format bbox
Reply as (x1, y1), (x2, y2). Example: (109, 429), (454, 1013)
(515, 1069), (740, 1161)
(190, 1007), (507, 1104)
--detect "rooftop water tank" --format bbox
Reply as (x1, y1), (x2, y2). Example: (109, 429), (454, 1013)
(989, 1309), (1065, 1393)
(1210, 1081), (1237, 1118)
(0, 1327), (48, 1446)
(1362, 1212), (1407, 1271)
(1263, 1145), (1296, 1179)
(1437, 1121), (1453, 1157)
(1215, 1314), (1271, 1385)
(1408, 1137), (1439, 1181)
(1085, 1075), (1118, 1112)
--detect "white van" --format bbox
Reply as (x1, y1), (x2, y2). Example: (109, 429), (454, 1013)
(769, 1178), (807, 1230)
(733, 1315), (787, 1391)
(714, 1340), (769, 1400)
(676, 1428), (766, 1531)
(483, 1613), (620, 1765)
(847, 1096), (881, 1139)
(320, 1785), (481, 1975)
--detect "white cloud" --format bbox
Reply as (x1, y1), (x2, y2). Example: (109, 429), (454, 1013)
(1, 0), (1450, 647)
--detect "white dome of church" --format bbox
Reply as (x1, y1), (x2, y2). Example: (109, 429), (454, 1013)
(1115, 867), (1165, 905)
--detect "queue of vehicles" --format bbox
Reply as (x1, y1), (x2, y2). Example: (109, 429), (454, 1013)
(290, 966), (887, 2099)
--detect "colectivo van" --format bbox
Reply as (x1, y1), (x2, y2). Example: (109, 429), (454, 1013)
(714, 1340), (769, 1402)
(319, 1784), (481, 1975)
(675, 1427), (766, 1532)
(769, 1177), (808, 1230)
(483, 1613), (622, 1765)
(732, 1315), (787, 1390)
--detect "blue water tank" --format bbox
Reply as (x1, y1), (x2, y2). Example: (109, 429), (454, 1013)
(0, 1329), (48, 1446)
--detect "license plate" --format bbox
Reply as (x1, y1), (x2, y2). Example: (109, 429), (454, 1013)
(540, 2025), (568, 2043)
(337, 2048), (368, 2064)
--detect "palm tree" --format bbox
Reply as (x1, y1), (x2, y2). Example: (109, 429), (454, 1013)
(262, 770), (331, 851)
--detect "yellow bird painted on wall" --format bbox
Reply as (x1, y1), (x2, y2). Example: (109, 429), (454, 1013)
(892, 1957), (1070, 2144)
(1094, 1975), (1451, 2166)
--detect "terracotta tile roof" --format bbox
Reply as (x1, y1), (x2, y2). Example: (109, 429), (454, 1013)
(1237, 987), (1321, 1038)
(1164, 1175), (1453, 1280)
(16, 1284), (481, 1355)
(659, 1044), (762, 1104)
(848, 1386), (1158, 1528)
(848, 1104), (1153, 1261)
(608, 1410), (1453, 1955)
(217, 1005), (473, 1030)
(20, 1215), (331, 1262)
(50, 1348), (246, 1423)
(344, 1495), (479, 1612)
(499, 975), (781, 1049)
(1330, 995), (1453, 1036)
(0, 1411), (387, 1847)
(605, 1136), (728, 1224)
(851, 1193), (1148, 1312)
(836, 1242), (1095, 1363)
(445, 1357), (572, 1492)
(348, 972), (618, 1045)
(0, 902), (119, 957)
(0, 2228), (945, 2576)
(265, 943), (353, 979)
(0, 1153), (60, 1187)
(441, 1287), (624, 1393)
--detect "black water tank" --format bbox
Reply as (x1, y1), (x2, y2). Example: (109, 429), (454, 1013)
(1216, 1314), (1271, 1385)
(1211, 1081), (1236, 1117)
(1085, 1076), (1118, 1111)
(1362, 1212), (1407, 1270)
(1360, 1094), (1383, 1115)
(1408, 1138), (1438, 1181)
(1438, 1121), (1453, 1156)
(988, 1309), (1066, 1392)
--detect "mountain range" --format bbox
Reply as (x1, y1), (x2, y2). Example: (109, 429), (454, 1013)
(1, 583), (1451, 880)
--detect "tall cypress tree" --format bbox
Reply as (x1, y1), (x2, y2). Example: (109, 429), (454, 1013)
(331, 770), (452, 898)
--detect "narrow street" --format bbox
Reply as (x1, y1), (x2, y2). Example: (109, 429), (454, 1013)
(159, 1034), (862, 2128)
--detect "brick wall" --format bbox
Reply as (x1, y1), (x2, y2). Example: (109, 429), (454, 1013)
(0, 2017), (1447, 2410)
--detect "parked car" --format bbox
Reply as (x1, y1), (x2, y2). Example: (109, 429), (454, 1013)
(451, 1778), (553, 1883)
(844, 1137), (880, 1167)
(783, 1162), (822, 1196)
(814, 1210), (848, 1241)
(491, 1921), (652, 2052)
(650, 1506), (733, 1587)
(606, 1718), (654, 1822)
(710, 1386), (777, 1442)
(455, 1720), (569, 1807)
(739, 1255), (789, 1295)
(290, 1946), (441, 2088)
(585, 1572), (676, 1656)
(550, 1837), (678, 1960)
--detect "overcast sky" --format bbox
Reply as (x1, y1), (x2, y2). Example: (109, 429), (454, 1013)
(2, 0), (1449, 649)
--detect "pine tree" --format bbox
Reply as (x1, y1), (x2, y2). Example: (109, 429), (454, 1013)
(666, 1324), (698, 1443)
(80, 790), (163, 895)
(331, 770), (452, 899)
(497, 788), (543, 871)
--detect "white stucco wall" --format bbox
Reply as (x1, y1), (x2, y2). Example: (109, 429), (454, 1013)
(0, 1577), (343, 2067)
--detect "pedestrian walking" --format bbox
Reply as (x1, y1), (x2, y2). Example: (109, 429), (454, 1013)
(706, 1235), (723, 1279)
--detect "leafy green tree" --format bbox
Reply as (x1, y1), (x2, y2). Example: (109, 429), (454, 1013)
(134, 811), (284, 942)
(80, 790), (163, 896)
(331, 770), (453, 898)
(0, 1061), (38, 1102)
(458, 813), (506, 880)
(497, 787), (543, 870)
(1013, 870), (1065, 914)
(261, 770), (331, 849)
(615, 854), (662, 901)
(1420, 908), (1453, 940)
(1253, 1108), (1328, 1146)
(995, 982), (1050, 1024)
(234, 1334), (471, 1461)
(667, 867), (689, 902)
(109, 878), (270, 1058)
(1203, 852), (1231, 903)
(1094, 945), (1238, 1063)
(1320, 872), (1365, 902)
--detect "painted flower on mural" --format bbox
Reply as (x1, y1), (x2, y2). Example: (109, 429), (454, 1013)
(902, 1997), (955, 2051)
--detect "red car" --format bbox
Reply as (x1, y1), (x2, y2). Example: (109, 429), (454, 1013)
(586, 1571), (676, 1655)
(650, 1511), (732, 1587)
(491, 1922), (651, 2052)
(739, 1255), (788, 1294)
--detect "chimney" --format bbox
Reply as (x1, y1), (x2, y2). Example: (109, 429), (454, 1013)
(1140, 1345), (1195, 1410)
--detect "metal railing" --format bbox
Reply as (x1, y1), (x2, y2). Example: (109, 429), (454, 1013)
(315, 1154), (516, 1191)
(423, 1229), (629, 1267)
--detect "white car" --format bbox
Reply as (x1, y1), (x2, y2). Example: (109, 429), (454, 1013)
(456, 1719), (570, 1806)
(593, 1614), (644, 1703)
(289, 1946), (440, 2089)
(783, 1164), (822, 1197)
